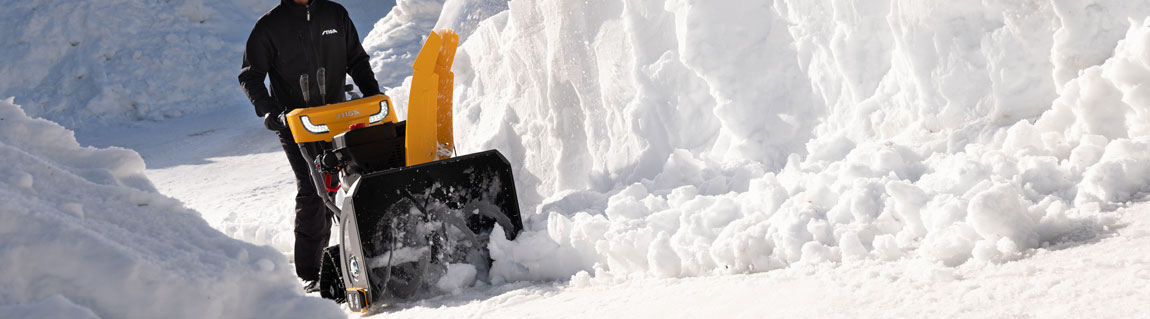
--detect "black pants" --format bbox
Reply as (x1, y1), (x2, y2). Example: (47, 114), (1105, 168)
(277, 131), (332, 282)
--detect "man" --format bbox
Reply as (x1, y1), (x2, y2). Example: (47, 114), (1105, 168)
(238, 0), (380, 292)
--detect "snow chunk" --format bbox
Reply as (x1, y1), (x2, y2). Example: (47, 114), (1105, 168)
(435, 263), (478, 294)
(968, 184), (1039, 251)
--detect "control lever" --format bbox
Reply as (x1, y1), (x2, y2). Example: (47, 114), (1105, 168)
(317, 67), (327, 105)
(300, 74), (310, 106)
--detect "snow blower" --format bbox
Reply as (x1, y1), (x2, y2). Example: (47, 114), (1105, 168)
(283, 29), (524, 313)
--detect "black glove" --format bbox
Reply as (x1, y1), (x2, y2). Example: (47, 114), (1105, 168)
(263, 112), (287, 131)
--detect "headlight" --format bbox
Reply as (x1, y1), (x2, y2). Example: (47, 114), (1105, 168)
(348, 256), (361, 279)
(301, 115), (329, 134)
(369, 100), (389, 124)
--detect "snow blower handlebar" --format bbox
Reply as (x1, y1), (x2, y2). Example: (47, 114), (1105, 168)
(296, 144), (343, 214)
(284, 95), (397, 143)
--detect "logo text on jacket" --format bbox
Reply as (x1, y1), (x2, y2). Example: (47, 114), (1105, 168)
(322, 29), (338, 36)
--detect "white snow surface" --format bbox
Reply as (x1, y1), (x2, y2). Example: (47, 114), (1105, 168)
(1, 0), (1149, 317)
(0, 98), (343, 319)
(365, 205), (1150, 318)
(0, 0), (392, 127)
(440, 0), (1150, 285)
(0, 0), (262, 126)
(364, 0), (446, 89)
(364, 0), (507, 89)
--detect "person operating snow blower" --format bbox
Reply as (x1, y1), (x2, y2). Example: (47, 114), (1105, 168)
(238, 0), (380, 292)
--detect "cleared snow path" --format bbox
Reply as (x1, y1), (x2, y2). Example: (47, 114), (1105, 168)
(370, 203), (1150, 318)
(77, 106), (304, 256)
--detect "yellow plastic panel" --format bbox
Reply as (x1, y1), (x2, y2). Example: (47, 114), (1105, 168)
(406, 31), (445, 166)
(285, 95), (397, 143)
(435, 30), (458, 158)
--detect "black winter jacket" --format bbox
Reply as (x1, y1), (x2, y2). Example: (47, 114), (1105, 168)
(238, 0), (381, 117)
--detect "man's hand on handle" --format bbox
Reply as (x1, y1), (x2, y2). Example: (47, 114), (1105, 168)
(263, 112), (287, 131)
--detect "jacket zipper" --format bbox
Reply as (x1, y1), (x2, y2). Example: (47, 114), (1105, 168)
(302, 3), (322, 107)
(306, 3), (326, 105)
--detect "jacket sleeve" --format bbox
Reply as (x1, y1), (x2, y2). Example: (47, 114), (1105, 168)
(238, 26), (278, 117)
(343, 10), (381, 97)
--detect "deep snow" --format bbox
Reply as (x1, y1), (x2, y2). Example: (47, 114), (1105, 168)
(0, 98), (343, 319)
(424, 0), (1150, 286)
(0, 0), (393, 127)
(2, 0), (1150, 317)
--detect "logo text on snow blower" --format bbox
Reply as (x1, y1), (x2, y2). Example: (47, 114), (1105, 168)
(322, 29), (338, 36)
(337, 110), (360, 119)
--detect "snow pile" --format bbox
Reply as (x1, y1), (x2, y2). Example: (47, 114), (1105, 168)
(365, 0), (508, 91)
(0, 0), (263, 126)
(433, 0), (511, 41)
(439, 0), (1150, 283)
(0, 98), (341, 318)
(364, 0), (447, 88)
(0, 0), (393, 127)
(344, 1), (399, 44)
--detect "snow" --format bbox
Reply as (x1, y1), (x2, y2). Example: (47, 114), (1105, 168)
(0, 0), (261, 126)
(364, 0), (447, 89)
(0, 98), (342, 319)
(438, 0), (1150, 286)
(2, 295), (100, 319)
(350, 205), (1150, 318)
(0, 0), (393, 127)
(86, 111), (305, 255)
(1, 0), (1149, 317)
(364, 0), (507, 89)
(434, 263), (479, 294)
(325, 204), (1150, 318)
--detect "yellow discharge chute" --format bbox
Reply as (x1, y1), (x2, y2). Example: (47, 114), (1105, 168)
(405, 29), (459, 166)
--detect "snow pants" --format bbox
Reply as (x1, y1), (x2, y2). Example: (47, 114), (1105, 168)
(277, 131), (333, 282)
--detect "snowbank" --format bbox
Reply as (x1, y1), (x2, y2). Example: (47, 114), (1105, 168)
(0, 0), (393, 127)
(0, 0), (259, 126)
(440, 0), (1150, 283)
(0, 98), (341, 318)
(364, 0), (447, 89)
(365, 0), (509, 93)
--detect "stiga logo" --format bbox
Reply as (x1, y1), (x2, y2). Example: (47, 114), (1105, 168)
(336, 110), (361, 119)
(322, 29), (338, 36)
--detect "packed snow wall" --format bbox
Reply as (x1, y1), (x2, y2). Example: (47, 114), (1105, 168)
(365, 0), (447, 89)
(367, 0), (509, 96)
(0, 98), (342, 318)
(428, 0), (1150, 282)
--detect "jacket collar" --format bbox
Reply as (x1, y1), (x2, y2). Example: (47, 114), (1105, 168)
(280, 0), (320, 7)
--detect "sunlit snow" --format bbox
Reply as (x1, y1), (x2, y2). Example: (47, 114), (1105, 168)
(2, 0), (1149, 318)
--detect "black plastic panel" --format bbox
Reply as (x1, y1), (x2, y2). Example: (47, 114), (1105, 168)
(351, 150), (524, 301)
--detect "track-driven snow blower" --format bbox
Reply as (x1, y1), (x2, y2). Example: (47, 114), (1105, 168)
(283, 29), (523, 313)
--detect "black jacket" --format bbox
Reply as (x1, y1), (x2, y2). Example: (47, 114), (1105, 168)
(239, 0), (381, 117)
